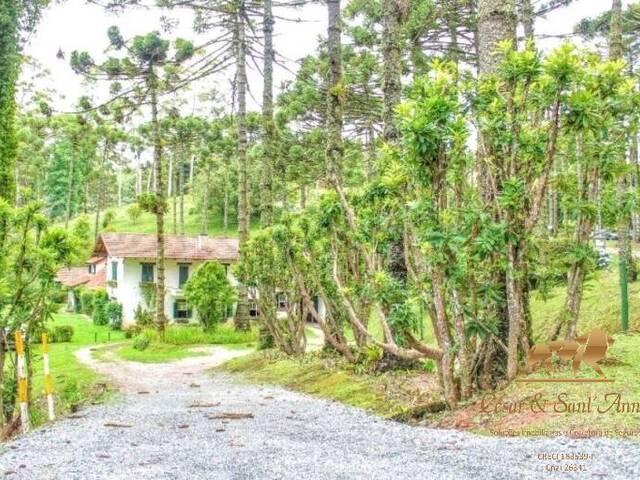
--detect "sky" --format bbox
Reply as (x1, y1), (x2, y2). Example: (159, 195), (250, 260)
(22, 0), (627, 114)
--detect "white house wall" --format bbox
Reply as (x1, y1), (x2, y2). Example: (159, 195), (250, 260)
(107, 256), (236, 328)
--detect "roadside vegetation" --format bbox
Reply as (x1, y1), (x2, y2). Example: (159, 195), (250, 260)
(28, 312), (126, 428)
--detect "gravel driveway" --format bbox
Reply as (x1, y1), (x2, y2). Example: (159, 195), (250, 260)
(0, 347), (639, 480)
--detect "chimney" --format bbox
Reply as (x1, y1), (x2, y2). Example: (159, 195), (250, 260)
(197, 233), (207, 251)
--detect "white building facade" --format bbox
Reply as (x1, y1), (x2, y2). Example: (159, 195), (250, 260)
(94, 233), (239, 327)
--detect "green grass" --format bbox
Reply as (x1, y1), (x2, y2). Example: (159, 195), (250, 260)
(28, 312), (126, 426)
(219, 350), (443, 418)
(220, 351), (403, 416)
(116, 343), (208, 363)
(76, 194), (261, 238)
(530, 261), (640, 338)
(107, 323), (257, 363)
(460, 332), (640, 438)
(140, 322), (258, 345)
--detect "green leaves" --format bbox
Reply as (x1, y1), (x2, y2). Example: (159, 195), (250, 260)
(131, 31), (170, 65)
(184, 261), (237, 330)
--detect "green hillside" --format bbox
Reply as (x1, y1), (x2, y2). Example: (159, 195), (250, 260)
(73, 195), (255, 239)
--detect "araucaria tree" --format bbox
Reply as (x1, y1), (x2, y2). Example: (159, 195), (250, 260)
(71, 28), (196, 332)
(0, 0), (50, 202)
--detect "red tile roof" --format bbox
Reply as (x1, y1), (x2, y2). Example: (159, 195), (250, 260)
(55, 266), (106, 290)
(94, 233), (239, 262)
(87, 268), (106, 289)
(55, 267), (89, 288)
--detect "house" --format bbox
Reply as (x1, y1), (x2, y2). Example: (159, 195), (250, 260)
(56, 256), (107, 311)
(58, 232), (239, 327)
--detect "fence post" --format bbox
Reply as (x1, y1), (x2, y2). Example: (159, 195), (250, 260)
(14, 331), (30, 434)
(41, 333), (55, 421)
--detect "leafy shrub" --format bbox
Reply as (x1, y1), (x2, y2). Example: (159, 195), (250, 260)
(184, 261), (237, 330)
(2, 377), (17, 420)
(73, 290), (82, 313)
(102, 208), (116, 228)
(92, 289), (109, 326)
(104, 301), (123, 330)
(50, 325), (74, 343)
(62, 378), (82, 411)
(50, 285), (67, 305)
(79, 288), (94, 315)
(127, 204), (142, 225)
(133, 334), (150, 351)
(134, 304), (154, 327)
(124, 325), (142, 339)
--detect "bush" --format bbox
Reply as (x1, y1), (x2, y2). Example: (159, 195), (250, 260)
(62, 377), (82, 411)
(50, 325), (74, 343)
(184, 261), (237, 330)
(133, 334), (150, 351)
(124, 325), (142, 339)
(102, 208), (116, 228)
(50, 285), (67, 305)
(104, 301), (123, 330)
(92, 289), (110, 326)
(134, 304), (154, 327)
(79, 288), (94, 315)
(127, 204), (142, 225)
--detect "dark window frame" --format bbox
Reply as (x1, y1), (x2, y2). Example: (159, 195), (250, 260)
(173, 299), (192, 319)
(178, 263), (190, 288)
(141, 263), (154, 283)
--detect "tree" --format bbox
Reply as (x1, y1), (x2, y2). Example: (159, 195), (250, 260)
(71, 28), (196, 332)
(127, 203), (142, 225)
(234, 0), (252, 332)
(184, 261), (237, 330)
(0, 195), (77, 428)
(0, 0), (51, 203)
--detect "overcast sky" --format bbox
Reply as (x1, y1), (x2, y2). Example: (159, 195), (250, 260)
(22, 0), (627, 113)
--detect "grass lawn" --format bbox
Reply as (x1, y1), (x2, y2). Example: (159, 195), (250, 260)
(107, 322), (258, 363)
(116, 343), (208, 363)
(219, 350), (442, 418)
(28, 311), (127, 427)
(530, 260), (640, 337)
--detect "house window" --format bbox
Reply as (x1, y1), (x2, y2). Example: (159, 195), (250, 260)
(173, 300), (192, 320)
(178, 264), (190, 288)
(111, 261), (118, 281)
(277, 292), (288, 311)
(249, 302), (259, 317)
(141, 263), (154, 283)
(88, 264), (96, 274)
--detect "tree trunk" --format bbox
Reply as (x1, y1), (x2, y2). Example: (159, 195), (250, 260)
(477, 0), (517, 75)
(149, 68), (167, 333)
(179, 152), (185, 235)
(65, 150), (74, 229)
(203, 161), (210, 234)
(260, 0), (275, 227)
(172, 170), (177, 235)
(0, 0), (19, 204)
(520, 0), (535, 42)
(381, 0), (403, 142)
(234, 0), (251, 332)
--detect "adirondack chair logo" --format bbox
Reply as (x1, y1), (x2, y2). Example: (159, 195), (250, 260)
(525, 328), (615, 381)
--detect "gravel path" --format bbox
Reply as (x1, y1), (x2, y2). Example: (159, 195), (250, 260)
(1, 347), (639, 480)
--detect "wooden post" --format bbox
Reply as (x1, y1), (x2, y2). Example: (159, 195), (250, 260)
(14, 331), (29, 433)
(41, 333), (55, 421)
